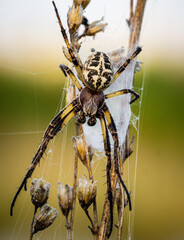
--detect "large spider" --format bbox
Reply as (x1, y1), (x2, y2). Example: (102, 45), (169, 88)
(11, 1), (141, 236)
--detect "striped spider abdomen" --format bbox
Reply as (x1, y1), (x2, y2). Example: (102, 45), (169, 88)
(83, 52), (114, 92)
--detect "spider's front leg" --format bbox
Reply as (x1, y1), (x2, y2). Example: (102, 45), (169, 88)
(59, 64), (82, 91)
(98, 112), (113, 238)
(102, 104), (132, 211)
(52, 1), (84, 83)
(10, 98), (80, 216)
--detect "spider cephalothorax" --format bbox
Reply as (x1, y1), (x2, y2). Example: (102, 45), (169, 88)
(11, 2), (142, 238)
(83, 51), (114, 91)
(79, 87), (105, 125)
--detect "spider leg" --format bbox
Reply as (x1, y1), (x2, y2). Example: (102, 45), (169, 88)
(10, 99), (80, 216)
(112, 46), (142, 84)
(102, 104), (132, 211)
(98, 112), (113, 238)
(52, 1), (84, 83)
(105, 88), (140, 104)
(59, 64), (82, 91)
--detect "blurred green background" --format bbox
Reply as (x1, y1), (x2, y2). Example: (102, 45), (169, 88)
(1, 0), (184, 240)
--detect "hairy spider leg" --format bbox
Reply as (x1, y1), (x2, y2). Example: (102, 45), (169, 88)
(112, 46), (142, 84)
(103, 104), (132, 211)
(99, 113), (113, 238)
(44, 98), (79, 138)
(59, 64), (82, 91)
(105, 88), (140, 104)
(10, 100), (80, 216)
(52, 1), (84, 83)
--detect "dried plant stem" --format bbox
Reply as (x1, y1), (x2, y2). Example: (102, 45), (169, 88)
(128, 0), (147, 51)
(115, 0), (147, 239)
(79, 125), (98, 238)
(127, 0), (134, 26)
(29, 206), (37, 240)
(67, 152), (78, 240)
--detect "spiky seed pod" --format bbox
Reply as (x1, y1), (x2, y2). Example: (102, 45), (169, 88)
(67, 4), (83, 34)
(73, 137), (93, 167)
(85, 19), (107, 37)
(74, 0), (90, 9)
(57, 183), (73, 217)
(30, 178), (51, 208)
(78, 177), (97, 210)
(32, 204), (58, 235)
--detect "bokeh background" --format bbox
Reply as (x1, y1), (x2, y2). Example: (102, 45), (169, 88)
(1, 0), (184, 239)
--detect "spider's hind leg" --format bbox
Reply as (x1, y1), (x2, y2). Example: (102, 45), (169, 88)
(103, 104), (132, 211)
(105, 88), (140, 104)
(98, 112), (113, 238)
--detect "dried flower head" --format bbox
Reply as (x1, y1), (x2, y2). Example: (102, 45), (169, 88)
(78, 177), (97, 210)
(73, 137), (93, 166)
(74, 0), (90, 9)
(30, 178), (51, 208)
(85, 18), (107, 37)
(67, 4), (83, 34)
(57, 183), (73, 217)
(62, 46), (72, 63)
(32, 204), (58, 234)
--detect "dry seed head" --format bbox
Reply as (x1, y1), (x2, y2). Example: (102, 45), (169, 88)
(72, 34), (82, 51)
(85, 19), (107, 37)
(62, 46), (72, 63)
(32, 204), (58, 234)
(57, 183), (73, 217)
(74, 0), (90, 9)
(78, 177), (97, 210)
(30, 178), (51, 208)
(67, 4), (83, 34)
(73, 137), (93, 166)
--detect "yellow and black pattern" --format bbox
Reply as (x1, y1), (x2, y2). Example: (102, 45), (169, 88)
(83, 52), (114, 91)
(10, 98), (80, 216)
(105, 88), (140, 104)
(112, 46), (142, 83)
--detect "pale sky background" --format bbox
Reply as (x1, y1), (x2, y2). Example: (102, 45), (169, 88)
(0, 0), (184, 72)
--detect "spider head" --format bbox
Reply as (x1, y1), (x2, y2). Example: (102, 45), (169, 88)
(80, 87), (105, 119)
(83, 51), (114, 92)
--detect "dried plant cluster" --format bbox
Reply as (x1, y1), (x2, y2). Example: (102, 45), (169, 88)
(11, 0), (146, 239)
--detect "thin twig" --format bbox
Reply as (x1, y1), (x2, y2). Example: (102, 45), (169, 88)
(29, 207), (37, 240)
(127, 0), (134, 26)
(68, 152), (78, 240)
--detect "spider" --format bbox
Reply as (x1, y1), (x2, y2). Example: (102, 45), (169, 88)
(10, 1), (141, 237)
